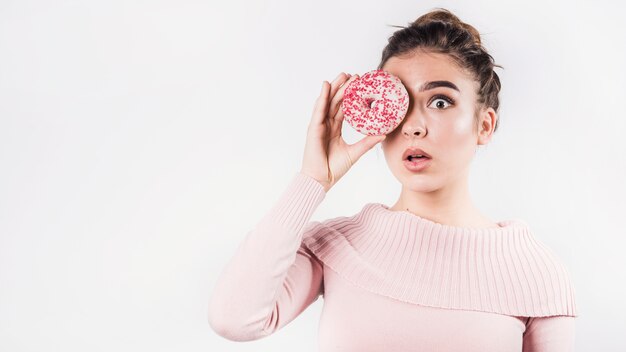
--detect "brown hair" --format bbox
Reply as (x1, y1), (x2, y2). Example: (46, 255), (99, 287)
(378, 8), (503, 133)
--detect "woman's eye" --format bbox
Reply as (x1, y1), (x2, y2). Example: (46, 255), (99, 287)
(428, 95), (454, 110)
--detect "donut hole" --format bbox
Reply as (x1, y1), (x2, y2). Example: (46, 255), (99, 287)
(366, 99), (376, 109)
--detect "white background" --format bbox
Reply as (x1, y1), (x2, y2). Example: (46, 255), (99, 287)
(1, 0), (625, 351)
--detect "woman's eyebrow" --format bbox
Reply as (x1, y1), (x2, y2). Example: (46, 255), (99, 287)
(418, 80), (460, 92)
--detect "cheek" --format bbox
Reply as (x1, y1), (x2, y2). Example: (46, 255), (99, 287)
(436, 112), (476, 144)
(443, 125), (472, 149)
(430, 117), (478, 165)
(448, 108), (476, 134)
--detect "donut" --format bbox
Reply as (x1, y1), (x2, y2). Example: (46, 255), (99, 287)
(341, 69), (409, 136)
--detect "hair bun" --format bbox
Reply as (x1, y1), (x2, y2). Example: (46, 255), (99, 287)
(410, 8), (482, 45)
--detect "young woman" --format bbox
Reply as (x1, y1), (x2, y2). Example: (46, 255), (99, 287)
(208, 8), (578, 351)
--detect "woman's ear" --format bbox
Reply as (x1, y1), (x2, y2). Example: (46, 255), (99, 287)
(477, 107), (497, 145)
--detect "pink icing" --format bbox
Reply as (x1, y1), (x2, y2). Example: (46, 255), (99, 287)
(341, 70), (410, 136)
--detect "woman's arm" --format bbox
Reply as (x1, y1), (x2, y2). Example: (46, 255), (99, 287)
(208, 172), (327, 342)
(522, 316), (576, 352)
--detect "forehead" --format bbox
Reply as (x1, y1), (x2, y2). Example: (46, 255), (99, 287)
(382, 51), (477, 95)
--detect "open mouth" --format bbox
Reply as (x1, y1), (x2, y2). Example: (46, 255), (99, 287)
(406, 155), (429, 162)
(402, 148), (432, 161)
(402, 148), (432, 172)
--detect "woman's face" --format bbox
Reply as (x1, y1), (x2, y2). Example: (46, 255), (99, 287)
(381, 51), (497, 192)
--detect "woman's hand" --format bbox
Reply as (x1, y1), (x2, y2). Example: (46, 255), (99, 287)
(300, 72), (386, 193)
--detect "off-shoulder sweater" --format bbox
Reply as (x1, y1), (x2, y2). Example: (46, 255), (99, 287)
(208, 172), (578, 351)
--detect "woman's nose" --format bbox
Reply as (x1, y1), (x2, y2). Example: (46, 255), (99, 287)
(402, 120), (427, 138)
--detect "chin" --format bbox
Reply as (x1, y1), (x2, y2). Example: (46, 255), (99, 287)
(404, 182), (439, 193)
(397, 174), (437, 190)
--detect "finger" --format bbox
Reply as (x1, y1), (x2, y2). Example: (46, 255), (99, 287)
(347, 134), (386, 163)
(330, 74), (358, 138)
(329, 72), (348, 98)
(329, 103), (344, 140)
(311, 81), (329, 126)
(311, 73), (350, 127)
(329, 74), (359, 121)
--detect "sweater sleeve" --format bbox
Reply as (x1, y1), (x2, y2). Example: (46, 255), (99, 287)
(522, 316), (576, 352)
(208, 172), (327, 342)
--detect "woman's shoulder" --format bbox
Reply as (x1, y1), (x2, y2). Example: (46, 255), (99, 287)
(303, 203), (371, 233)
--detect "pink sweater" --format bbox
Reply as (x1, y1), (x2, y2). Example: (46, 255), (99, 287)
(208, 172), (578, 351)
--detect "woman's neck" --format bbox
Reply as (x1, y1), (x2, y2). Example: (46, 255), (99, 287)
(390, 183), (498, 228)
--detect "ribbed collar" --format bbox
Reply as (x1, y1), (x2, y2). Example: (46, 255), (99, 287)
(302, 202), (578, 317)
(373, 202), (528, 233)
